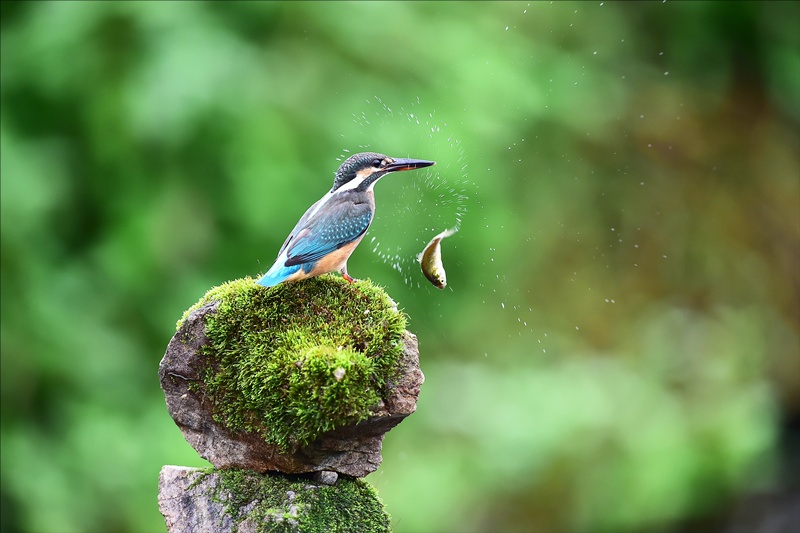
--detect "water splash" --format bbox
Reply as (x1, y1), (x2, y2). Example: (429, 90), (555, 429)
(346, 96), (470, 288)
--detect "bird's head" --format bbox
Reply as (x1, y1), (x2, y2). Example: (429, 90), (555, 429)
(332, 152), (435, 192)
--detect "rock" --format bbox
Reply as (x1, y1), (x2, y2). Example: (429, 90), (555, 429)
(158, 465), (237, 533)
(313, 470), (338, 486)
(159, 277), (423, 478)
(158, 465), (390, 533)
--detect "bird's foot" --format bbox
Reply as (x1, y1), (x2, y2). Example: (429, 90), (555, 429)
(342, 272), (356, 283)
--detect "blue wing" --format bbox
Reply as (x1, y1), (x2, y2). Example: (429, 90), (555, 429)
(285, 195), (373, 267)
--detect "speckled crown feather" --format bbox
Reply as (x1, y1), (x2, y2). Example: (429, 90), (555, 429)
(332, 152), (387, 191)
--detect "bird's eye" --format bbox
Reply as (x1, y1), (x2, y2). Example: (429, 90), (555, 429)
(372, 159), (382, 168)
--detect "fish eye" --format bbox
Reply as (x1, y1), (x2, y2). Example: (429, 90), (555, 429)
(372, 159), (382, 168)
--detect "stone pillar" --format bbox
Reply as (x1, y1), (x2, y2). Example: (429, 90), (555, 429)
(157, 276), (423, 532)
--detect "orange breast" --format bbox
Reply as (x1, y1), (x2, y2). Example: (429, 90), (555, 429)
(306, 237), (364, 277)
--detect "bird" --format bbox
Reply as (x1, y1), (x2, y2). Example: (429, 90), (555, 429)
(256, 152), (435, 287)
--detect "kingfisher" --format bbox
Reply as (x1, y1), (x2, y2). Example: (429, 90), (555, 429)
(256, 152), (435, 287)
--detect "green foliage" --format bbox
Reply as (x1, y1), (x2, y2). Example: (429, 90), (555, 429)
(182, 276), (406, 450)
(1, 2), (798, 533)
(194, 468), (390, 533)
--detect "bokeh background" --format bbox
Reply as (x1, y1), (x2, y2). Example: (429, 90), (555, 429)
(2, 2), (798, 532)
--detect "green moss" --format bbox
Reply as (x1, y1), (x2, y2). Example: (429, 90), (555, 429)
(194, 468), (390, 533)
(177, 275), (407, 451)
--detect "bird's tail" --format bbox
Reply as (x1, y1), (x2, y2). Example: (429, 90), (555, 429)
(256, 263), (303, 287)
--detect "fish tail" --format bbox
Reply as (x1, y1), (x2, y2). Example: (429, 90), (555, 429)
(441, 226), (459, 239)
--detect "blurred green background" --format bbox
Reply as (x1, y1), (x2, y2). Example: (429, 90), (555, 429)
(2, 1), (799, 532)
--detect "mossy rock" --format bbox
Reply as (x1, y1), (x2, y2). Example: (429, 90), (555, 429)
(158, 465), (391, 533)
(160, 275), (423, 477)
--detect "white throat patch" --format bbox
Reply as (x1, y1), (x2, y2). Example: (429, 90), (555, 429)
(336, 171), (382, 192)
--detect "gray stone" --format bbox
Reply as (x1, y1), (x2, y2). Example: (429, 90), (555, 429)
(158, 465), (242, 533)
(313, 470), (338, 485)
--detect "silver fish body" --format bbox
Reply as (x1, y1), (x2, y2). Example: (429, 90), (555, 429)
(418, 227), (458, 289)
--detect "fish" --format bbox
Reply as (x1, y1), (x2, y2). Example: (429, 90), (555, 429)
(417, 227), (458, 289)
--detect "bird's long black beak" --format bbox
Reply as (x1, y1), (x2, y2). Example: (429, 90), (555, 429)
(385, 158), (436, 172)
